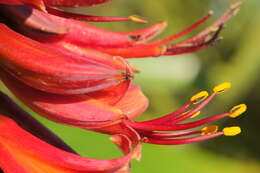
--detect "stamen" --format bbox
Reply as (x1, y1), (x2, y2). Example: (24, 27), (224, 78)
(141, 126), (241, 145)
(169, 93), (216, 124)
(229, 104), (247, 118)
(201, 125), (218, 135)
(165, 24), (223, 55)
(223, 126), (241, 136)
(125, 111), (228, 132)
(147, 11), (214, 45)
(168, 111), (201, 124)
(134, 102), (193, 125)
(143, 132), (223, 145)
(174, 112), (229, 128)
(213, 82), (232, 94)
(128, 90), (216, 129)
(190, 91), (209, 104)
(169, 103), (246, 130)
(177, 2), (242, 46)
(141, 130), (200, 139)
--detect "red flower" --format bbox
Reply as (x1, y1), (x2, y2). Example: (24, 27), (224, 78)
(0, 0), (241, 95)
(0, 0), (135, 95)
(0, 0), (246, 172)
(0, 93), (140, 173)
(1, 69), (246, 150)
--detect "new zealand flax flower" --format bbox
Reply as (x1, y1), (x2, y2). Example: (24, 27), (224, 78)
(0, 70), (246, 149)
(0, 0), (246, 172)
(0, 92), (140, 173)
(0, 0), (241, 94)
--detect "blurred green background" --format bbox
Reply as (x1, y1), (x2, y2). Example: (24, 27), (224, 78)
(2, 0), (260, 172)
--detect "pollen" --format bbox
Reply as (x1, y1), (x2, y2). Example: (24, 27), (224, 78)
(190, 91), (209, 104)
(229, 104), (247, 118)
(213, 82), (232, 94)
(201, 125), (219, 135)
(223, 126), (241, 136)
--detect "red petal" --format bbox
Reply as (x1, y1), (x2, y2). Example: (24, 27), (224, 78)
(0, 24), (130, 95)
(46, 7), (134, 22)
(115, 85), (149, 120)
(43, 0), (110, 7)
(0, 115), (135, 172)
(0, 70), (125, 128)
(0, 92), (76, 153)
(1, 4), (66, 34)
(1, 69), (148, 128)
(93, 122), (141, 148)
(5, 5), (136, 47)
(88, 80), (132, 106)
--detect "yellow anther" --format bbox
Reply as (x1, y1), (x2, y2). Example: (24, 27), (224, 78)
(223, 126), (241, 136)
(201, 125), (219, 135)
(182, 111), (201, 118)
(129, 15), (147, 23)
(213, 82), (232, 94)
(191, 111), (201, 118)
(190, 91), (209, 104)
(229, 104), (247, 118)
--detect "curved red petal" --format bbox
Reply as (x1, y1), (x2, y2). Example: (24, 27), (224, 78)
(0, 24), (130, 95)
(115, 85), (149, 120)
(0, 70), (125, 128)
(0, 115), (135, 173)
(43, 0), (110, 7)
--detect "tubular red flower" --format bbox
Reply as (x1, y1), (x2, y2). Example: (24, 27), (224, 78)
(1, 1), (242, 58)
(0, 0), (245, 171)
(0, 1), (242, 97)
(0, 69), (148, 128)
(0, 91), (142, 173)
(0, 69), (246, 147)
(0, 114), (138, 173)
(0, 22), (133, 95)
(0, 91), (76, 154)
(0, 69), (131, 128)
